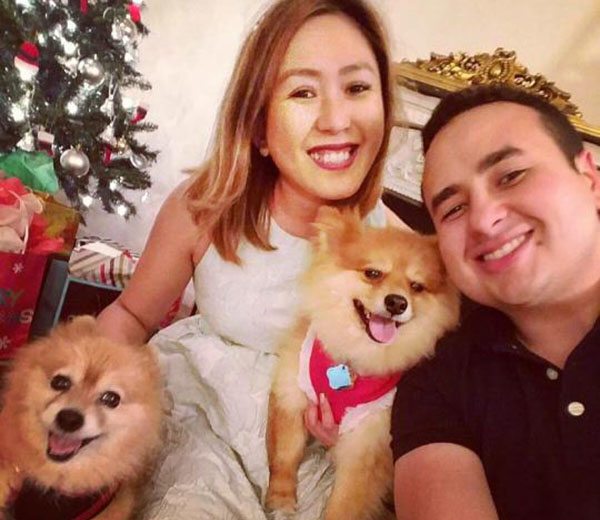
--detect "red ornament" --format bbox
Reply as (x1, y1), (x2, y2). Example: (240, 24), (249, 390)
(80, 0), (88, 14)
(130, 103), (148, 124)
(103, 145), (112, 166)
(128, 4), (141, 24)
(14, 41), (40, 78)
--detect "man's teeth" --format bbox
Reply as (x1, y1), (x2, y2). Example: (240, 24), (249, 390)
(482, 234), (527, 261)
(309, 149), (351, 165)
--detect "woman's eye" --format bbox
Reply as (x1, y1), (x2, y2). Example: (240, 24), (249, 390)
(290, 88), (315, 99)
(500, 169), (526, 186)
(441, 204), (465, 222)
(347, 83), (371, 95)
(364, 268), (383, 280)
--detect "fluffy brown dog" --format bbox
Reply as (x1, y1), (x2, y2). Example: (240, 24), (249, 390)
(266, 208), (460, 520)
(0, 315), (163, 520)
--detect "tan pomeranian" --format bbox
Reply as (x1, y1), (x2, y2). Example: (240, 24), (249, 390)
(266, 207), (460, 520)
(0, 315), (163, 520)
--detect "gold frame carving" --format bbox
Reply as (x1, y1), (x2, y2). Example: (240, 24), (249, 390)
(393, 48), (600, 145)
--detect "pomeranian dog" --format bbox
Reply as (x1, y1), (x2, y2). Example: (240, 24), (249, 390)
(266, 207), (460, 520)
(0, 315), (163, 520)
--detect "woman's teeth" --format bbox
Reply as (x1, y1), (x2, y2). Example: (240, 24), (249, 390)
(309, 149), (351, 165)
(483, 234), (527, 261)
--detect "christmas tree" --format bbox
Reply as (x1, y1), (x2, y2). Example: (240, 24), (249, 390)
(0, 0), (157, 217)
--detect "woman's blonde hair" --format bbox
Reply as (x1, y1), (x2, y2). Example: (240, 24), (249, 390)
(186, 0), (394, 263)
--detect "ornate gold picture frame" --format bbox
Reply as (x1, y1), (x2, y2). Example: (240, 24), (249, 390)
(384, 48), (600, 204)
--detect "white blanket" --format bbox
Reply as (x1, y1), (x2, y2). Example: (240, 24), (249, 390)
(141, 316), (334, 519)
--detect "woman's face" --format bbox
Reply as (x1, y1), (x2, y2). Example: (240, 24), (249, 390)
(265, 13), (385, 207)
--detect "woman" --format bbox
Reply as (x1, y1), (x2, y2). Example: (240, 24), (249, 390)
(98, 0), (406, 517)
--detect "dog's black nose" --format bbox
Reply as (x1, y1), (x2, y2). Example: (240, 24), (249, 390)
(384, 294), (408, 315)
(56, 409), (84, 432)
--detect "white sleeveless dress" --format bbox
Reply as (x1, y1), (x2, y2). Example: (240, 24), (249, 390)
(143, 203), (387, 520)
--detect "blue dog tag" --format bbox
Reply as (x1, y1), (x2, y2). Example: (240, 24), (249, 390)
(327, 364), (353, 390)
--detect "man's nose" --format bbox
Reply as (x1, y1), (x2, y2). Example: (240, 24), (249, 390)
(468, 191), (508, 236)
(315, 93), (350, 134)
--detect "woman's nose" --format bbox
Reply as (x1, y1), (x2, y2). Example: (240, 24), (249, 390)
(315, 93), (350, 134)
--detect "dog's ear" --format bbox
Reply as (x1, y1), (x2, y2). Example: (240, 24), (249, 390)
(65, 314), (98, 335)
(312, 206), (363, 253)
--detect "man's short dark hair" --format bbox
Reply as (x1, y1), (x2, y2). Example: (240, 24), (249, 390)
(422, 85), (584, 167)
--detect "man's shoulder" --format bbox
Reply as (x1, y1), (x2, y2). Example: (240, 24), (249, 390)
(412, 304), (511, 374)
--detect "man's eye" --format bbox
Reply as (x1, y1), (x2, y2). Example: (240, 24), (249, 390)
(500, 169), (526, 186)
(290, 88), (315, 99)
(347, 83), (371, 95)
(441, 204), (465, 221)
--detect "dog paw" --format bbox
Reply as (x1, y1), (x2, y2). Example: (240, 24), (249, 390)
(266, 488), (297, 514)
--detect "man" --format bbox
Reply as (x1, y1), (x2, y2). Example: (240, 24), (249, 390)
(391, 85), (600, 520)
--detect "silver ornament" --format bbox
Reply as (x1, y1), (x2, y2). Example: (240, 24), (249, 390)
(99, 123), (116, 145)
(100, 97), (115, 118)
(111, 18), (138, 42)
(60, 149), (90, 177)
(130, 153), (149, 170)
(57, 56), (79, 76)
(77, 58), (105, 88)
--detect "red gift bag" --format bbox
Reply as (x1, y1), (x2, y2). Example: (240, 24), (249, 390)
(0, 251), (48, 358)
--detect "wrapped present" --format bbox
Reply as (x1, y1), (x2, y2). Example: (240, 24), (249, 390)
(66, 237), (194, 329)
(68, 238), (139, 289)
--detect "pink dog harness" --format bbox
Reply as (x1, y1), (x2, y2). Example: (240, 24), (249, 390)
(298, 328), (402, 433)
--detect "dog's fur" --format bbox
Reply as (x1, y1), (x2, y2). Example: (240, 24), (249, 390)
(266, 208), (460, 520)
(0, 316), (163, 519)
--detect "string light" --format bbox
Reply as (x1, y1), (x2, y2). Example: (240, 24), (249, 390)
(81, 195), (94, 207)
(109, 180), (119, 191)
(116, 204), (128, 217)
(66, 101), (79, 115)
(11, 105), (26, 123)
(63, 40), (78, 56)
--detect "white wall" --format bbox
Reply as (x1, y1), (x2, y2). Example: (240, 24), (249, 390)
(80, 0), (600, 252)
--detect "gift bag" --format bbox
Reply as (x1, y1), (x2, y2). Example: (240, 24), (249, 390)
(0, 251), (48, 358)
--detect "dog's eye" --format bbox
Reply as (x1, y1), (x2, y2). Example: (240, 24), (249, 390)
(99, 391), (121, 408)
(410, 281), (426, 293)
(364, 269), (382, 280)
(50, 375), (71, 391)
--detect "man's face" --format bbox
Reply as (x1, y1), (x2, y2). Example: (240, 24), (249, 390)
(423, 102), (600, 311)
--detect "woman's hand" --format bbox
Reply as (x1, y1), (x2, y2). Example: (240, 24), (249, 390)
(304, 393), (339, 448)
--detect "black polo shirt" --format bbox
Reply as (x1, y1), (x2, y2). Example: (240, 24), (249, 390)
(391, 307), (600, 520)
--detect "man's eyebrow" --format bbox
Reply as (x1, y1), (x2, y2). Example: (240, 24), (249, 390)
(477, 145), (523, 173)
(430, 185), (459, 213)
(278, 62), (376, 84)
(429, 145), (524, 213)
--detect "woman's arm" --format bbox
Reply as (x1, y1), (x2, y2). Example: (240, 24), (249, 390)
(96, 180), (209, 344)
(394, 443), (499, 520)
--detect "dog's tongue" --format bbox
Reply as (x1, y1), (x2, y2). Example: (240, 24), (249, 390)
(48, 432), (82, 456)
(368, 314), (398, 344)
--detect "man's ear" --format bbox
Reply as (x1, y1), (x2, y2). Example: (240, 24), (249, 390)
(574, 149), (600, 208)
